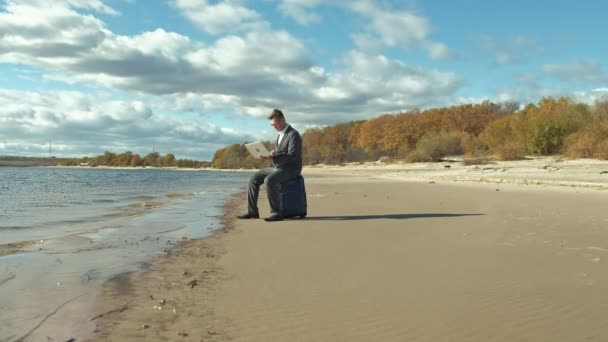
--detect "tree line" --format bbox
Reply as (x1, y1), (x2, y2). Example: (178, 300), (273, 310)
(58, 151), (211, 168)
(210, 97), (608, 168)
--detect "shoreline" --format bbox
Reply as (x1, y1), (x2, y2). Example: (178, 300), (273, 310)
(0, 240), (38, 257)
(89, 190), (245, 341)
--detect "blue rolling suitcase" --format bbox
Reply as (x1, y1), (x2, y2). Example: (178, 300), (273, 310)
(279, 175), (307, 219)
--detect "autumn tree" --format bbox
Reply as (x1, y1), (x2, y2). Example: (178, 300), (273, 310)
(143, 152), (160, 167)
(160, 153), (176, 167)
(130, 154), (143, 167)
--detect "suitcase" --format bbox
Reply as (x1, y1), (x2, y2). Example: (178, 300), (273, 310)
(279, 175), (307, 219)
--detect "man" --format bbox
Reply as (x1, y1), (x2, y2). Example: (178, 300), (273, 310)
(238, 109), (303, 222)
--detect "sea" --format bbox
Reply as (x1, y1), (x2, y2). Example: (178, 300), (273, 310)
(0, 167), (249, 341)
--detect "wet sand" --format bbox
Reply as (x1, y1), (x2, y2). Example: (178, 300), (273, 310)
(0, 240), (37, 257)
(90, 170), (608, 341)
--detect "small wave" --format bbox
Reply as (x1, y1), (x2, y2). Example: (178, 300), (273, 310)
(57, 218), (98, 225)
(69, 201), (90, 205)
(0, 225), (31, 230)
(166, 193), (194, 199)
(30, 203), (69, 208)
(128, 201), (164, 209)
(103, 211), (141, 218)
(71, 245), (121, 254)
(92, 199), (116, 204)
(127, 195), (158, 201)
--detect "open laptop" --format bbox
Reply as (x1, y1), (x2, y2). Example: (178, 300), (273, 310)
(244, 141), (271, 159)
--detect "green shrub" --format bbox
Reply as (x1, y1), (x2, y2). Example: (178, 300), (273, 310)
(531, 121), (568, 155)
(413, 130), (463, 162)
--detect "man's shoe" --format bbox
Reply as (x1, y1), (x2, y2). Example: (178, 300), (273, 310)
(264, 214), (284, 222)
(237, 213), (259, 219)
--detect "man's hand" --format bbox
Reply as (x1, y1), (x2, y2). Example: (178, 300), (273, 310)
(257, 149), (277, 160)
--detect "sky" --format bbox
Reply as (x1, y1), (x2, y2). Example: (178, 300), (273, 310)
(1, 0), (607, 160)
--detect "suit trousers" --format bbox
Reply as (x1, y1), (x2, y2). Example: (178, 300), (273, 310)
(247, 167), (299, 216)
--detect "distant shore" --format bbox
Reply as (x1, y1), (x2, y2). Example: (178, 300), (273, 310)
(0, 156), (71, 167)
(5, 155), (608, 186)
(46, 165), (255, 172)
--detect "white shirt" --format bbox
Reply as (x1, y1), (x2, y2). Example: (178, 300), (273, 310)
(277, 124), (290, 146)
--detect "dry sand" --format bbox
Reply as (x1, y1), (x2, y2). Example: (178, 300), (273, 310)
(90, 163), (608, 341)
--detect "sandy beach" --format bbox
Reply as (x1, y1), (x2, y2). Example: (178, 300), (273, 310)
(87, 158), (608, 341)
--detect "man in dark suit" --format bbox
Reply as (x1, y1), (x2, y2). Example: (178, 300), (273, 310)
(238, 109), (302, 222)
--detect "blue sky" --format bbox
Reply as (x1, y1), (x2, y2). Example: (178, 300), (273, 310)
(1, 0), (607, 160)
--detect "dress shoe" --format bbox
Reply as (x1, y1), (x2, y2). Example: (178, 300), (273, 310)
(264, 214), (284, 222)
(237, 213), (259, 219)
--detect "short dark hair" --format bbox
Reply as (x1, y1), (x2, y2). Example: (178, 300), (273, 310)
(267, 109), (284, 120)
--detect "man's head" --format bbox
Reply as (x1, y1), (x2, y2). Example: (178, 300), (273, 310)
(268, 109), (287, 132)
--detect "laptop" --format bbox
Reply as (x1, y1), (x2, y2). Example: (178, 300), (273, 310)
(244, 141), (271, 158)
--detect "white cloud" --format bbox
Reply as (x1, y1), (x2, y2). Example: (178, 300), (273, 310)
(350, 1), (430, 46)
(493, 85), (567, 105)
(165, 93), (241, 113)
(0, 89), (256, 159)
(350, 33), (383, 53)
(274, 51), (462, 123)
(424, 41), (453, 60)
(515, 72), (538, 85)
(0, 2), (312, 96)
(4, 0), (118, 15)
(0, 3), (109, 64)
(349, 1), (453, 59)
(277, 0), (452, 59)
(495, 86), (608, 106)
(543, 60), (608, 83)
(173, 0), (266, 34)
(495, 51), (518, 65)
(278, 0), (322, 25)
(479, 34), (545, 66)
(573, 88), (608, 104)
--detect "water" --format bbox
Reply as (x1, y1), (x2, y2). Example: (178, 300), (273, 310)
(1, 167), (246, 241)
(0, 167), (249, 341)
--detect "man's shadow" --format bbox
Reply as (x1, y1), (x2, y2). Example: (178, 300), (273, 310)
(299, 213), (483, 221)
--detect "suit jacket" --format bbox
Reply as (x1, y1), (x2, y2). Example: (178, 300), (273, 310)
(272, 125), (303, 174)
